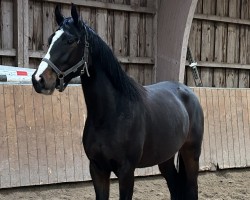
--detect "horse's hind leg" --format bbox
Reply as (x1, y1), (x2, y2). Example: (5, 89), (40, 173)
(179, 140), (202, 200)
(158, 156), (180, 200)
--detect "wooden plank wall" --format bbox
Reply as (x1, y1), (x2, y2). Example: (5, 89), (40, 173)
(193, 87), (250, 170)
(0, 84), (88, 188)
(0, 0), (156, 86)
(187, 0), (250, 88)
(1, 85), (250, 188)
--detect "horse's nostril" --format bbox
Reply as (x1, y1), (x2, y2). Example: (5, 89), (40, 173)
(39, 75), (45, 84)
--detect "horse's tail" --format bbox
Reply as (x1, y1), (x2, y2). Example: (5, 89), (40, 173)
(177, 152), (186, 198)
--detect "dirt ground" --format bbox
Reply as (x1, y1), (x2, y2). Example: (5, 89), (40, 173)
(0, 168), (249, 200)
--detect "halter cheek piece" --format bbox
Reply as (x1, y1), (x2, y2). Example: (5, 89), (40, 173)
(42, 25), (90, 92)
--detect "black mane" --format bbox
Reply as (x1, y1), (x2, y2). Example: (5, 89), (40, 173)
(85, 24), (146, 102)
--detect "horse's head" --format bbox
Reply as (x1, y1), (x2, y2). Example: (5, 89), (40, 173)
(32, 4), (89, 94)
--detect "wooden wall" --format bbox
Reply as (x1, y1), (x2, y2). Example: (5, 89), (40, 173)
(1, 84), (250, 188)
(0, 0), (156, 85)
(194, 87), (250, 170)
(187, 0), (250, 88)
(0, 84), (86, 188)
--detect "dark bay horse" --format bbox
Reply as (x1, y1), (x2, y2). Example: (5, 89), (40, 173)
(32, 4), (204, 200)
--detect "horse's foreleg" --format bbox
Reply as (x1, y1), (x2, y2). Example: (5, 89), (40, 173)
(90, 161), (111, 200)
(117, 162), (135, 200)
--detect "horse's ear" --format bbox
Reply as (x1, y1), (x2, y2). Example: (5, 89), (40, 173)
(55, 5), (64, 25)
(71, 3), (79, 26)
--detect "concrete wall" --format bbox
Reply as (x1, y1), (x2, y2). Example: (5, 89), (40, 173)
(156, 0), (198, 83)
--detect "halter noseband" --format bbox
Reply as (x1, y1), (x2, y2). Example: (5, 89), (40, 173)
(42, 25), (90, 92)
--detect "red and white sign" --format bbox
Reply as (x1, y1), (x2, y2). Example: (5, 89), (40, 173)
(0, 65), (35, 82)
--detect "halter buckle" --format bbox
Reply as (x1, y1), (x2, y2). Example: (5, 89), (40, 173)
(58, 73), (64, 79)
(58, 74), (65, 92)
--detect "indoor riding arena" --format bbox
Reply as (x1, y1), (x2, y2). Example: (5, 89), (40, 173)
(0, 0), (250, 199)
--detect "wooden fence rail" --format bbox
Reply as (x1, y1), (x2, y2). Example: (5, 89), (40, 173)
(0, 84), (249, 188)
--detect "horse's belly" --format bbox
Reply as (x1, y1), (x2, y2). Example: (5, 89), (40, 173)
(137, 140), (182, 168)
(137, 119), (189, 168)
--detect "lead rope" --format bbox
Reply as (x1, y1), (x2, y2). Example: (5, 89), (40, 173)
(186, 46), (203, 87)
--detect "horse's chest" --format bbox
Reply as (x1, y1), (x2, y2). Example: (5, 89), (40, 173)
(86, 141), (110, 159)
(83, 132), (117, 161)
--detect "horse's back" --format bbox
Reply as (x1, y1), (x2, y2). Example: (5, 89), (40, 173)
(145, 81), (196, 101)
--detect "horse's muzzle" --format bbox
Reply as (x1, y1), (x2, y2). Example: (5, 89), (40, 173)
(32, 74), (43, 93)
(32, 74), (54, 95)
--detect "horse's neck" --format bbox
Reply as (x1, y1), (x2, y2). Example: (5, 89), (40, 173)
(81, 69), (119, 119)
(80, 35), (142, 121)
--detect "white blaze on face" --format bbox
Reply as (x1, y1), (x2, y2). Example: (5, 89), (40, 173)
(35, 29), (64, 81)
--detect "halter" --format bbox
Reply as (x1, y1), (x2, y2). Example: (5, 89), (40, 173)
(42, 25), (90, 92)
